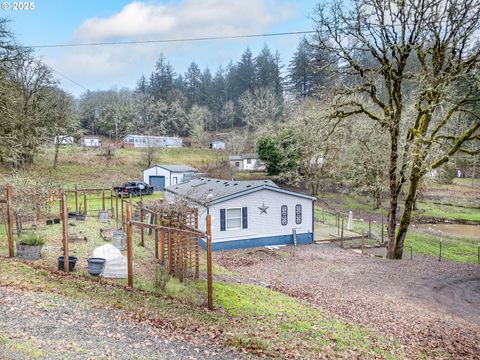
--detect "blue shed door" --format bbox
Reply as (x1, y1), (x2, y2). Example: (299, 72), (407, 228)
(149, 176), (165, 191)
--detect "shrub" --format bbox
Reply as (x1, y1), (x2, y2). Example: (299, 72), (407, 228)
(20, 233), (46, 246)
(153, 263), (171, 291)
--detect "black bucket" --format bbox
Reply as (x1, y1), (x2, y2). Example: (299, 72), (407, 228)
(58, 256), (77, 272)
(87, 257), (106, 276)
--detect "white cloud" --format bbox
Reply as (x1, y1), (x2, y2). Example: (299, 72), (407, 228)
(74, 0), (294, 42)
(44, 0), (299, 95)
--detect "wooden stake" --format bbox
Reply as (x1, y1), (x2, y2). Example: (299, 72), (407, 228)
(121, 194), (124, 230)
(126, 201), (133, 287)
(206, 214), (213, 310)
(160, 228), (165, 264)
(61, 192), (69, 272)
(6, 184), (14, 257)
(102, 190), (105, 211)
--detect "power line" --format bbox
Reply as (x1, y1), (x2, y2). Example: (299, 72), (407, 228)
(29, 30), (317, 49)
(46, 64), (90, 91)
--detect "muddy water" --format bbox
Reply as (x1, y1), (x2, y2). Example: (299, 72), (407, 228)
(414, 223), (480, 241)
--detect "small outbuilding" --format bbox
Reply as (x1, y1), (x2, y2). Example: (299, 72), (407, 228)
(143, 164), (198, 191)
(165, 177), (315, 251)
(82, 136), (101, 148)
(209, 140), (226, 150)
(229, 153), (265, 171)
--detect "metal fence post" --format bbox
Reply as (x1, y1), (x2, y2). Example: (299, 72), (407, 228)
(206, 214), (213, 310)
(6, 184), (14, 257)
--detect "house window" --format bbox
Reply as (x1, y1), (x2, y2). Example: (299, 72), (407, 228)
(226, 208), (242, 230)
(246, 158), (252, 164)
(295, 204), (302, 224)
(172, 177), (178, 185)
(281, 205), (288, 226)
(235, 161), (240, 167)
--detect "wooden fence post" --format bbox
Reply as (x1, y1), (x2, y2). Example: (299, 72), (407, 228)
(126, 201), (133, 288)
(368, 217), (371, 238)
(83, 190), (87, 216)
(160, 228), (165, 265)
(154, 214), (159, 259)
(6, 184), (14, 257)
(206, 214), (213, 310)
(74, 185), (78, 213)
(61, 192), (69, 272)
(361, 229), (365, 255)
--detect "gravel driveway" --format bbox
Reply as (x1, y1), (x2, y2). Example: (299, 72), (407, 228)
(216, 244), (480, 359)
(0, 287), (243, 360)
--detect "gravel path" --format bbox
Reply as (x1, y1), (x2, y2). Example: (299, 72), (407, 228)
(216, 244), (480, 359)
(0, 286), (244, 360)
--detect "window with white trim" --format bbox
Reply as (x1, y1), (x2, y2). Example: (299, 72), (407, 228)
(281, 205), (288, 226)
(226, 208), (242, 229)
(295, 204), (302, 224)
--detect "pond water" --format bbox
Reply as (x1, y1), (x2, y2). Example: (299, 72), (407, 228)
(414, 223), (480, 241)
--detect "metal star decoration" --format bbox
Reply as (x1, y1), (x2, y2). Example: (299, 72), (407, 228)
(258, 202), (269, 214)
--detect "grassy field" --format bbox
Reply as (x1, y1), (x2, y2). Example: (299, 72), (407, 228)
(0, 146), (227, 187)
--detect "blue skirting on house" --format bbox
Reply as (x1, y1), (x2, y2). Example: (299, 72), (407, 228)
(199, 232), (313, 251)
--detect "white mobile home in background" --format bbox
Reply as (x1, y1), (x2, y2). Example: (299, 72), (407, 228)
(123, 135), (182, 148)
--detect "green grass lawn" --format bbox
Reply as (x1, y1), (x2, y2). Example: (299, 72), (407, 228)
(404, 231), (479, 264)
(414, 201), (480, 221)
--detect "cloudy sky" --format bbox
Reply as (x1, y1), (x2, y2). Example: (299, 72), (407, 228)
(4, 0), (318, 96)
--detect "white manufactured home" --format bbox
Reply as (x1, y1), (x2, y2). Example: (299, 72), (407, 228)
(165, 177), (315, 251)
(123, 135), (182, 148)
(229, 153), (266, 171)
(143, 164), (198, 191)
(82, 136), (101, 148)
(209, 140), (226, 150)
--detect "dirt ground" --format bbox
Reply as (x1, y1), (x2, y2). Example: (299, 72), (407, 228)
(216, 244), (480, 359)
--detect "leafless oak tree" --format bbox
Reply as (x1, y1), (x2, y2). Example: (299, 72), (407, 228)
(314, 0), (480, 259)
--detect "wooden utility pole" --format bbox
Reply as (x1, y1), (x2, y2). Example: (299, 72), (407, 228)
(6, 184), (14, 257)
(61, 192), (69, 272)
(206, 214), (213, 310)
(126, 201), (133, 287)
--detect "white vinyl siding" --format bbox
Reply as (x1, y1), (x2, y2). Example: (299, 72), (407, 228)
(207, 189), (313, 243)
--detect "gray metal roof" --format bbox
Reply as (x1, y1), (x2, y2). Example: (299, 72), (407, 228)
(165, 177), (315, 205)
(228, 153), (259, 160)
(148, 164), (198, 172)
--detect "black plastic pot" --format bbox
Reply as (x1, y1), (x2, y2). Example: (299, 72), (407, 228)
(53, 218), (61, 224)
(57, 256), (77, 272)
(46, 219), (53, 226)
(87, 257), (106, 276)
(68, 211), (77, 219)
(76, 214), (86, 221)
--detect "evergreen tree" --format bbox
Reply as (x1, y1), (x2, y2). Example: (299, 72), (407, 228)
(151, 53), (175, 102)
(184, 62), (202, 108)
